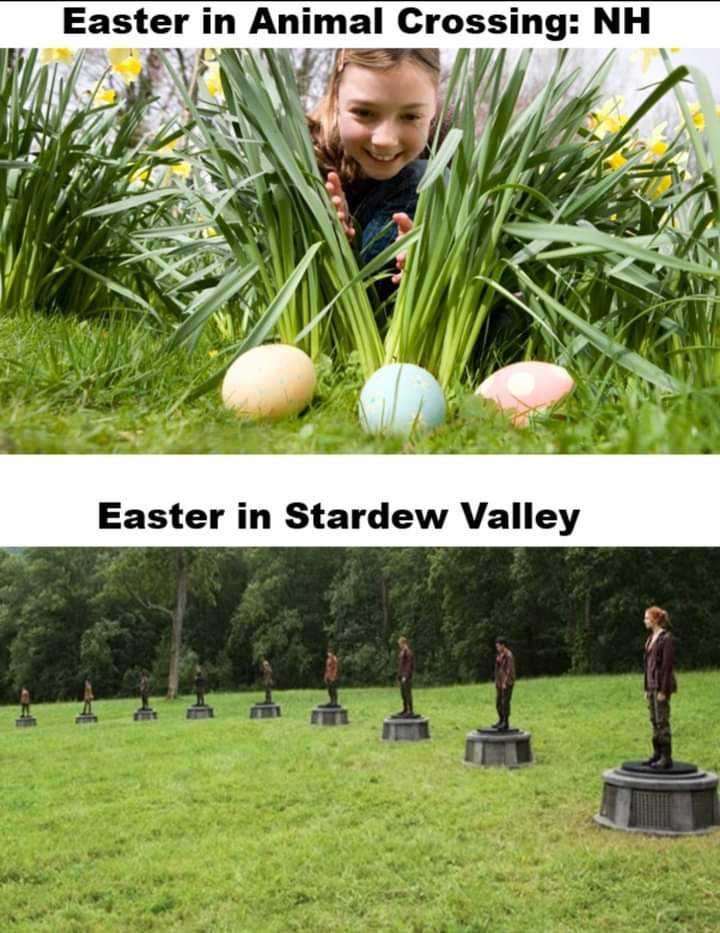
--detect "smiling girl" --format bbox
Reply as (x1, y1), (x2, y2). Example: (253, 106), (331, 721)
(308, 49), (444, 299)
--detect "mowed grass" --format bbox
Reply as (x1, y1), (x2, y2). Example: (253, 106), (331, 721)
(2, 313), (720, 454)
(1, 672), (719, 932)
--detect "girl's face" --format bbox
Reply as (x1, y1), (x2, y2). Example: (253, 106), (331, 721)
(337, 62), (437, 180)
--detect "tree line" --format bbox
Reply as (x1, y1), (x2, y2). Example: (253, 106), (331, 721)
(0, 548), (718, 702)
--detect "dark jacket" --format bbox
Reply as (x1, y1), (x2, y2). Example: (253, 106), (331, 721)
(347, 159), (427, 266)
(495, 650), (516, 690)
(398, 646), (414, 681)
(644, 630), (676, 696)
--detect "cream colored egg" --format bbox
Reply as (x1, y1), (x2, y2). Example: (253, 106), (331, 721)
(221, 344), (316, 420)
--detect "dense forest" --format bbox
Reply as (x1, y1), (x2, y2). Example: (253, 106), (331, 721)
(0, 548), (717, 702)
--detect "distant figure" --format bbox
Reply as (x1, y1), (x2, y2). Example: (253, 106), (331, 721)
(324, 647), (340, 708)
(643, 606), (676, 769)
(396, 636), (415, 718)
(492, 637), (516, 731)
(20, 687), (31, 718)
(261, 659), (274, 703)
(194, 666), (207, 707)
(82, 679), (94, 715)
(139, 671), (151, 710)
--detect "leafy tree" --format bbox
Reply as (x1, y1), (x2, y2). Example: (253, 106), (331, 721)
(7, 549), (106, 699)
(229, 549), (343, 687)
(98, 549), (222, 699)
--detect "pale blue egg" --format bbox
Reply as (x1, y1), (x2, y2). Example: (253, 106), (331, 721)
(359, 363), (446, 437)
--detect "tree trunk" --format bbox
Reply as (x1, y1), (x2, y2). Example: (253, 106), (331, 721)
(167, 549), (188, 699)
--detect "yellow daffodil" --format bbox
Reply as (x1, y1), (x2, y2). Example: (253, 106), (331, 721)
(605, 151), (628, 171)
(40, 48), (74, 65)
(159, 137), (181, 154)
(208, 349), (219, 358)
(205, 61), (223, 98)
(89, 86), (116, 106)
(108, 48), (142, 85)
(632, 48), (680, 73)
(687, 102), (706, 132)
(647, 174), (672, 199)
(202, 226), (218, 238)
(588, 97), (627, 138)
(643, 122), (668, 159)
(130, 166), (151, 184)
(171, 161), (192, 179)
(203, 48), (217, 63)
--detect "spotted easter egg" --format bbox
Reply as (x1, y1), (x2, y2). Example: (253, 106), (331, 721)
(476, 361), (574, 426)
(222, 344), (316, 420)
(359, 363), (446, 437)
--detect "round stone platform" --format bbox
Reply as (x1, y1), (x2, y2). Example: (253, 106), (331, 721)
(382, 716), (430, 742)
(133, 708), (158, 721)
(250, 703), (281, 719)
(16, 716), (37, 728)
(310, 706), (349, 725)
(595, 761), (720, 835)
(464, 728), (533, 768)
(186, 705), (214, 720)
(75, 714), (98, 725)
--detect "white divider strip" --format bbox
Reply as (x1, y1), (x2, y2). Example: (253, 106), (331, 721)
(0, 455), (716, 546)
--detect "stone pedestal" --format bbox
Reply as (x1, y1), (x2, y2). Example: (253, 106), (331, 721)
(250, 703), (281, 719)
(16, 716), (37, 728)
(382, 716), (430, 742)
(595, 761), (720, 836)
(310, 705), (349, 725)
(464, 728), (533, 768)
(186, 705), (214, 720)
(75, 714), (98, 725)
(133, 708), (158, 721)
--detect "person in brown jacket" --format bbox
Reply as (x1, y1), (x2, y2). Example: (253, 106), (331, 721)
(396, 636), (415, 718)
(492, 637), (516, 731)
(323, 647), (340, 708)
(82, 679), (94, 715)
(139, 671), (151, 710)
(20, 687), (31, 718)
(261, 659), (274, 704)
(643, 605), (676, 769)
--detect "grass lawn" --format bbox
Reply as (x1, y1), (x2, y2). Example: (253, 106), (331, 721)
(2, 672), (719, 931)
(2, 314), (720, 454)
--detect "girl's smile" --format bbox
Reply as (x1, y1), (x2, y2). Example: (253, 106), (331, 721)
(337, 62), (437, 180)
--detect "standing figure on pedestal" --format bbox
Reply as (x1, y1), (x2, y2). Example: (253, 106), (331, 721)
(82, 679), (94, 715)
(492, 637), (515, 731)
(643, 606), (676, 769)
(194, 666), (208, 707)
(20, 687), (31, 718)
(261, 659), (274, 703)
(139, 671), (151, 710)
(324, 647), (340, 707)
(396, 636), (415, 718)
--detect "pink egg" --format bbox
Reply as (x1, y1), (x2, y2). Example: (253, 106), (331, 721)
(222, 344), (316, 420)
(475, 361), (574, 426)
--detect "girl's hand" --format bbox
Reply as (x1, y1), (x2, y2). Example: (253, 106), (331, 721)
(392, 212), (413, 285)
(326, 172), (355, 241)
(658, 692), (666, 701)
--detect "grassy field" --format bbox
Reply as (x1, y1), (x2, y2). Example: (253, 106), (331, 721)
(2, 672), (719, 931)
(2, 313), (720, 454)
